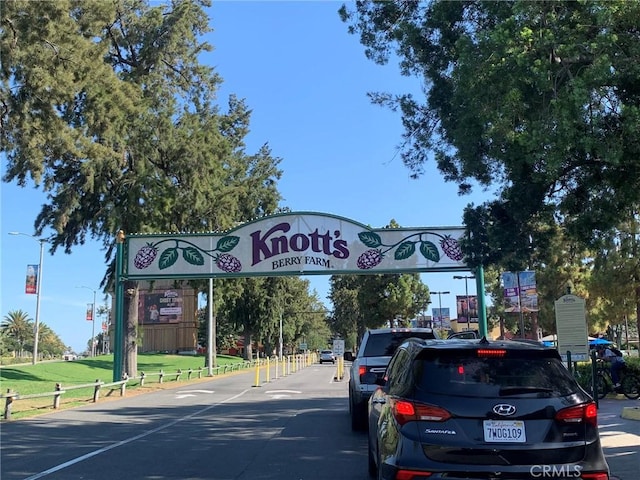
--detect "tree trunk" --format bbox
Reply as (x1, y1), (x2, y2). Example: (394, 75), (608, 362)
(531, 311), (539, 340)
(636, 282), (640, 351)
(123, 281), (138, 378)
(243, 332), (253, 360)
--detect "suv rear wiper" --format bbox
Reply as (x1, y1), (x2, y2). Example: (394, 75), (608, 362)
(498, 386), (554, 396)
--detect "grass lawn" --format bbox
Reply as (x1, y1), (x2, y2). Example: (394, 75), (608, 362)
(0, 353), (249, 420)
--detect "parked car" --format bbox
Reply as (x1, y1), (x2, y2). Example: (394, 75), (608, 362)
(319, 349), (336, 364)
(367, 337), (609, 480)
(348, 327), (439, 431)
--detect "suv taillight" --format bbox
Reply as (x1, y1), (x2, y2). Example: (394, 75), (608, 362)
(390, 398), (451, 425)
(395, 470), (433, 479)
(555, 402), (598, 426)
(580, 473), (608, 480)
(358, 365), (367, 377)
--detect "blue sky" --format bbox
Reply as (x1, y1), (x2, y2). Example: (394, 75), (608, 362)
(1, 1), (492, 353)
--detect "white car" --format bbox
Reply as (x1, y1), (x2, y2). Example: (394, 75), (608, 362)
(319, 350), (336, 364)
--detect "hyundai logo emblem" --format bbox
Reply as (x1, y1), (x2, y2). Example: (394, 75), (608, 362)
(492, 404), (517, 416)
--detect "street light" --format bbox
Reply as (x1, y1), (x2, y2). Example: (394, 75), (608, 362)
(453, 275), (476, 324)
(431, 291), (450, 329)
(9, 232), (47, 365)
(76, 285), (97, 357)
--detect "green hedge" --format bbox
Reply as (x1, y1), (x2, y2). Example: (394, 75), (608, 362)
(573, 357), (640, 394)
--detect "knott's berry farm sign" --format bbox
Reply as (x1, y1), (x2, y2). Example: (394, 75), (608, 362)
(123, 212), (467, 280)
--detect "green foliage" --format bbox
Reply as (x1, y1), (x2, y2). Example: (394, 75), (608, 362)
(1, 0), (282, 285)
(341, 1), (640, 339)
(328, 219), (432, 345)
(574, 357), (640, 395)
(1, 310), (32, 356)
(340, 0), (640, 266)
(1, 0), (284, 376)
(329, 272), (430, 345)
(212, 276), (327, 359)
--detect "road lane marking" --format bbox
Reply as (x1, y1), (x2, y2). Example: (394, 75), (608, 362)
(23, 389), (251, 480)
(175, 390), (214, 399)
(176, 389), (215, 394)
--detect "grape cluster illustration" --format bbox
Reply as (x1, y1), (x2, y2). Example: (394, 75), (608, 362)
(132, 236), (242, 272)
(356, 249), (383, 269)
(356, 230), (464, 270)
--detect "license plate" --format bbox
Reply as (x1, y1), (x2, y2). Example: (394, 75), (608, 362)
(483, 420), (526, 443)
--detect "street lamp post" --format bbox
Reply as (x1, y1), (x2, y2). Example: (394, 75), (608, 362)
(431, 291), (450, 329)
(9, 232), (47, 365)
(453, 275), (476, 325)
(77, 285), (97, 356)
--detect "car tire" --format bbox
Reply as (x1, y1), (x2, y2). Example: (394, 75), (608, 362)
(367, 438), (377, 478)
(350, 399), (367, 431)
(376, 449), (384, 480)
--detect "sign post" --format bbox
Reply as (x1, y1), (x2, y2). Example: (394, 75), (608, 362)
(555, 294), (589, 365)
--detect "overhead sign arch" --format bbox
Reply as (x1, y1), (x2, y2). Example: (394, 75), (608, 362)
(113, 212), (487, 380)
(123, 211), (469, 280)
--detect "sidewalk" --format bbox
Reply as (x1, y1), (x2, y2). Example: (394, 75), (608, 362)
(596, 397), (640, 480)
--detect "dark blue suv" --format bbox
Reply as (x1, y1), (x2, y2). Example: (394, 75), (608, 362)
(367, 337), (609, 480)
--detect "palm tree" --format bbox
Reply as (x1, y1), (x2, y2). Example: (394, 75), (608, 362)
(37, 323), (66, 358)
(1, 310), (34, 358)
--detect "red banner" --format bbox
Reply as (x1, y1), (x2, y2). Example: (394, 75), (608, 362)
(86, 303), (93, 321)
(25, 265), (38, 294)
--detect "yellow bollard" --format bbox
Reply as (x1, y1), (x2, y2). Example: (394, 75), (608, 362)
(253, 360), (261, 387)
(274, 356), (279, 379)
(266, 357), (270, 383)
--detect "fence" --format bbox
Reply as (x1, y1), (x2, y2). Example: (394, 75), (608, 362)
(2, 379), (129, 421)
(1, 360), (256, 421)
(1, 354), (337, 421)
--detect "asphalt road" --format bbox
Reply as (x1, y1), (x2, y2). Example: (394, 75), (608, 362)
(1, 363), (369, 480)
(3, 362), (637, 480)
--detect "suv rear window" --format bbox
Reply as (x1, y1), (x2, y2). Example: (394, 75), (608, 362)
(412, 349), (578, 398)
(362, 332), (437, 357)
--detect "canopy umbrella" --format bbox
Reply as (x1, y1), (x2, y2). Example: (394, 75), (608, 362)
(589, 338), (612, 346)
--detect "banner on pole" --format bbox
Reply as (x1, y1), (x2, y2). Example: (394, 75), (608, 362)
(502, 271), (539, 313)
(25, 264), (38, 294)
(432, 307), (451, 328)
(456, 295), (478, 323)
(86, 303), (94, 321)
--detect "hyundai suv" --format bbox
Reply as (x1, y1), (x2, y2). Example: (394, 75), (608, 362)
(367, 337), (609, 480)
(348, 327), (439, 431)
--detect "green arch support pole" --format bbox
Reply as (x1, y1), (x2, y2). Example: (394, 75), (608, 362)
(476, 265), (488, 338)
(113, 230), (125, 382)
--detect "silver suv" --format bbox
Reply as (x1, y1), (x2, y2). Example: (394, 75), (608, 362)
(348, 327), (439, 430)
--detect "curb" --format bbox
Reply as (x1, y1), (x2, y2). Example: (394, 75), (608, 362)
(621, 406), (640, 420)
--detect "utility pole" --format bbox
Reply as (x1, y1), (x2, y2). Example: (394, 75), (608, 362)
(431, 291), (450, 329)
(453, 275), (475, 326)
(77, 286), (97, 356)
(9, 232), (47, 364)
